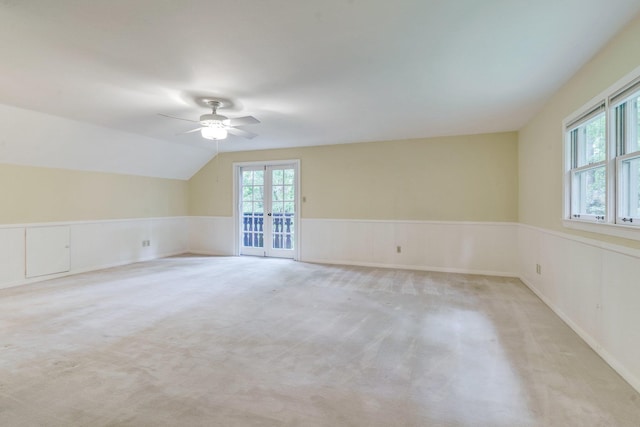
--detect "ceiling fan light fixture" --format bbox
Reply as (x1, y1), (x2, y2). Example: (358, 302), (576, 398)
(160, 97), (258, 141)
(201, 126), (228, 140)
(199, 113), (228, 127)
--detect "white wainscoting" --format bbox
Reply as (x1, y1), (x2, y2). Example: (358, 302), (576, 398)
(301, 219), (518, 276)
(518, 224), (640, 393)
(186, 217), (519, 276)
(25, 226), (71, 278)
(0, 217), (188, 290)
(0, 227), (25, 286)
(188, 216), (235, 256)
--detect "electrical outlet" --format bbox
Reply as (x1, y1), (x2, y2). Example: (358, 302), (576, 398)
(536, 264), (541, 274)
(142, 240), (146, 247)
(396, 246), (402, 253)
(147, 240), (151, 247)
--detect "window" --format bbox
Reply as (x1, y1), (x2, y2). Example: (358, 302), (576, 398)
(612, 84), (640, 224)
(564, 72), (640, 237)
(566, 104), (607, 221)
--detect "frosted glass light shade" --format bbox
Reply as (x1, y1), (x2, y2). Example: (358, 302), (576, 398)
(201, 126), (228, 140)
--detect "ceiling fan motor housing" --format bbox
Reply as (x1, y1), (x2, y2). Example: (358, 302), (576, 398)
(199, 113), (229, 127)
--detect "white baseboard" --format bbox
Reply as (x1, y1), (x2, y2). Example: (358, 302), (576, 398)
(519, 275), (640, 394)
(184, 251), (231, 257)
(302, 257), (518, 277)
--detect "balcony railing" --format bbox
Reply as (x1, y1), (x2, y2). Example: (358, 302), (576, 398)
(242, 213), (294, 249)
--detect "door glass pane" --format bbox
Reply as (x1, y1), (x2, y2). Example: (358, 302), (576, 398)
(242, 186), (253, 201)
(273, 169), (284, 185)
(254, 171), (264, 185)
(273, 186), (284, 202)
(242, 216), (264, 248)
(284, 201), (295, 214)
(272, 202), (284, 213)
(253, 186), (264, 201)
(270, 167), (295, 251)
(242, 169), (265, 249)
(272, 215), (294, 250)
(620, 156), (640, 219)
(284, 185), (295, 201)
(284, 169), (295, 185)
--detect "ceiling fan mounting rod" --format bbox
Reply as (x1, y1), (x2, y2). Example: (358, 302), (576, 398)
(205, 100), (222, 114)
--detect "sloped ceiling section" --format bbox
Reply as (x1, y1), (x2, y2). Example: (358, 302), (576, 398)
(0, 103), (212, 180)
(1, 1), (640, 179)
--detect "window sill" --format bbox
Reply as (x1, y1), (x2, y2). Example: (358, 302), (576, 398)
(563, 219), (640, 241)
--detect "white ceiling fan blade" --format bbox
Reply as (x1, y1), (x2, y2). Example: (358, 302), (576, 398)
(179, 127), (203, 135)
(227, 127), (258, 139)
(226, 116), (260, 127)
(159, 113), (199, 123)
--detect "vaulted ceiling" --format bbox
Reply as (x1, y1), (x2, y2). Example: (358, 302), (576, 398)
(1, 1), (639, 179)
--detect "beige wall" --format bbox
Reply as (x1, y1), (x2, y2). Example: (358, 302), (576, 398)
(0, 163), (188, 224)
(189, 132), (518, 222)
(518, 13), (640, 248)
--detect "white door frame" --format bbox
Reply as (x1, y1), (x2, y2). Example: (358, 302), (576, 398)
(233, 159), (301, 260)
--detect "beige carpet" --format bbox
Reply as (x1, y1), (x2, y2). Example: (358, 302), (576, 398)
(0, 255), (639, 426)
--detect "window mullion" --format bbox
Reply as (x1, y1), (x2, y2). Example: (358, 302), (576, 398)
(616, 103), (626, 156)
(571, 129), (578, 169)
(572, 160), (606, 173)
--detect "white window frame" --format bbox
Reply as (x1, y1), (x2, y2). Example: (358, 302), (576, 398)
(563, 64), (640, 241)
(564, 106), (611, 222)
(616, 152), (640, 225)
(610, 80), (640, 227)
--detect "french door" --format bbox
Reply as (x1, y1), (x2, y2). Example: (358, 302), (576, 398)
(238, 163), (297, 258)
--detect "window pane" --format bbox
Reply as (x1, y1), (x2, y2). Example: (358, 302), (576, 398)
(620, 156), (640, 218)
(273, 169), (284, 185)
(253, 186), (264, 202)
(254, 201), (264, 213)
(254, 171), (264, 185)
(272, 202), (284, 213)
(273, 186), (284, 202)
(573, 166), (606, 216)
(284, 201), (295, 214)
(242, 201), (253, 214)
(577, 114), (606, 166)
(284, 169), (295, 185)
(284, 185), (295, 201)
(242, 170), (253, 186)
(634, 97), (640, 153)
(242, 186), (253, 201)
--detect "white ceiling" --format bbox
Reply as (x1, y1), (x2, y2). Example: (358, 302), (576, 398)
(1, 1), (639, 179)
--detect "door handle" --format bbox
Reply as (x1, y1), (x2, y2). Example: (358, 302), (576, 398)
(267, 213), (272, 216)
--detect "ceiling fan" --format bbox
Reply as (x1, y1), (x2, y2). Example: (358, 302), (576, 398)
(160, 100), (259, 140)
